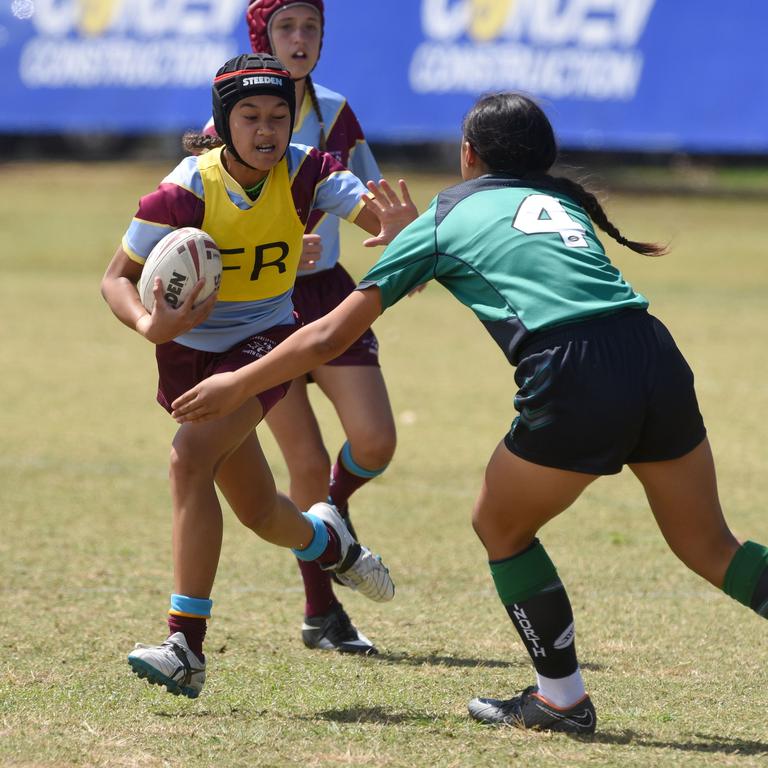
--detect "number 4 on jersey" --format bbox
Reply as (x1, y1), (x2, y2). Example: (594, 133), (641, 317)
(512, 194), (588, 248)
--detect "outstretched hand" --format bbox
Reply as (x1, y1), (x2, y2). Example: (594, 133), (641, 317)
(362, 179), (418, 247)
(171, 370), (246, 424)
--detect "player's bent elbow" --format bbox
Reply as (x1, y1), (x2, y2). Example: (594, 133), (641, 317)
(311, 334), (345, 363)
(308, 324), (352, 364)
(99, 276), (113, 303)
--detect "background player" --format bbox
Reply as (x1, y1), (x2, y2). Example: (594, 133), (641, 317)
(170, 92), (768, 732)
(100, 54), (411, 698)
(248, 0), (398, 656)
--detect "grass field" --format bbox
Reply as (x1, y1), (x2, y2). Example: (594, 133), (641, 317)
(1, 161), (768, 767)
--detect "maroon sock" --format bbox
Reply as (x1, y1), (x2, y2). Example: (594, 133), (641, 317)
(315, 523), (341, 567)
(168, 615), (207, 660)
(297, 559), (338, 617)
(328, 453), (374, 508)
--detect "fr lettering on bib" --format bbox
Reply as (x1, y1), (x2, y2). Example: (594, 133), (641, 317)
(198, 148), (304, 302)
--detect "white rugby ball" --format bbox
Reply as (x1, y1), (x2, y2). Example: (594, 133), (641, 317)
(138, 227), (222, 311)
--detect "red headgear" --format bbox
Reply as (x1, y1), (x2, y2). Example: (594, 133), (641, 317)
(246, 0), (325, 61)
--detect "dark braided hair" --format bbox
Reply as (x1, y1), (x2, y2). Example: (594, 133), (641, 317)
(182, 131), (223, 155)
(462, 93), (667, 257)
(304, 74), (326, 151)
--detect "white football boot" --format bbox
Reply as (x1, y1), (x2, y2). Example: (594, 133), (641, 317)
(128, 632), (205, 699)
(309, 502), (395, 602)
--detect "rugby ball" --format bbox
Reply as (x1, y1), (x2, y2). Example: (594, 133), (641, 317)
(138, 227), (222, 311)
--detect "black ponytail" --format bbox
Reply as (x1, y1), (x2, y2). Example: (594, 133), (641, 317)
(463, 93), (667, 257)
(524, 173), (667, 257)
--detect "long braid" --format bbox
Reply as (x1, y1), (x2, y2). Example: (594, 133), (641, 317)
(524, 173), (668, 257)
(304, 75), (327, 151)
(182, 131), (224, 156)
(463, 93), (667, 258)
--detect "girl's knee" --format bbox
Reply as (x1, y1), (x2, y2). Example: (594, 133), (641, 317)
(472, 498), (537, 556)
(169, 442), (204, 483)
(669, 528), (740, 585)
(347, 429), (396, 470)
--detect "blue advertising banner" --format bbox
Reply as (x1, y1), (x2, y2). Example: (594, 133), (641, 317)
(2, 0), (768, 153)
(0, 0), (249, 132)
(314, 0), (768, 153)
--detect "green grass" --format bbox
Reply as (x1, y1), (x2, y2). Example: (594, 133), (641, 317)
(2, 161), (768, 767)
(559, 155), (768, 197)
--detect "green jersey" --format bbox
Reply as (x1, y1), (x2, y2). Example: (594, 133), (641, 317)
(359, 175), (648, 364)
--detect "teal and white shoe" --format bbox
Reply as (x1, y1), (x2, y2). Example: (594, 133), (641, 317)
(128, 632), (205, 699)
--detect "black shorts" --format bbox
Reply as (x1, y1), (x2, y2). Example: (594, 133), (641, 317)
(504, 309), (707, 475)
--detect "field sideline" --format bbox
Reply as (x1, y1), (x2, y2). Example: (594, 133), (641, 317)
(1, 162), (767, 767)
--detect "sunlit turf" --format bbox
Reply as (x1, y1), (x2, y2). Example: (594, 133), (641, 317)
(1, 162), (767, 767)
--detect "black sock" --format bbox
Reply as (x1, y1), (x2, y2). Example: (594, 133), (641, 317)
(505, 582), (578, 680)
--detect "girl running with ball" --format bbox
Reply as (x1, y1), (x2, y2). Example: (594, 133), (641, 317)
(101, 53), (415, 699)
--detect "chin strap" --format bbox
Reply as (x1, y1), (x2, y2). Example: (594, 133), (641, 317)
(224, 144), (261, 172)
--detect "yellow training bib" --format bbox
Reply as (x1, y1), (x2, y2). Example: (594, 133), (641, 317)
(198, 147), (304, 302)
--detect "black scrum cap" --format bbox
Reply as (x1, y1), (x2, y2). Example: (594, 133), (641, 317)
(212, 53), (296, 168)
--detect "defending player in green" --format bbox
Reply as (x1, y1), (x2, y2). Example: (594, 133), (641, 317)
(170, 92), (768, 732)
